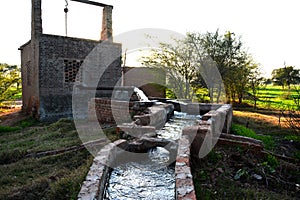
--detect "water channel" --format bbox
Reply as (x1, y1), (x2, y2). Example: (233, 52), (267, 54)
(104, 112), (200, 200)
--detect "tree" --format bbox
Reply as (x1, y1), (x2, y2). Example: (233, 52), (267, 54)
(0, 63), (21, 104)
(271, 66), (300, 89)
(141, 30), (256, 103)
(188, 30), (256, 103)
(248, 67), (265, 109)
(141, 35), (200, 100)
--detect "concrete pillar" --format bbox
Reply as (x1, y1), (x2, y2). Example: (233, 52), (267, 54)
(31, 0), (43, 40)
(29, 0), (42, 118)
(101, 6), (113, 41)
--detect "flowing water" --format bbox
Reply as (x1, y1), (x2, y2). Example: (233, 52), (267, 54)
(104, 112), (200, 200)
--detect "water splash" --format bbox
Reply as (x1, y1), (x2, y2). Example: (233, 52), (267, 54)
(134, 87), (150, 102)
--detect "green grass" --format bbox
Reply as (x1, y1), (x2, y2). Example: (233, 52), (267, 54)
(0, 117), (36, 134)
(284, 135), (300, 142)
(246, 85), (300, 110)
(0, 126), (21, 133)
(231, 123), (275, 150)
(0, 118), (121, 199)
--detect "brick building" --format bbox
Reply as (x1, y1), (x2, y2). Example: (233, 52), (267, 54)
(19, 0), (122, 121)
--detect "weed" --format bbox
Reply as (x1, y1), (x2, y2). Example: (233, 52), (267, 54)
(234, 168), (249, 180)
(19, 118), (37, 128)
(0, 117), (38, 134)
(198, 170), (208, 181)
(261, 154), (279, 174)
(266, 154), (279, 168)
(0, 126), (20, 133)
(231, 123), (275, 150)
(48, 118), (75, 132)
(284, 135), (300, 142)
(207, 150), (222, 165)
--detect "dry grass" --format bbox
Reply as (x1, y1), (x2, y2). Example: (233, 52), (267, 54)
(233, 110), (290, 132)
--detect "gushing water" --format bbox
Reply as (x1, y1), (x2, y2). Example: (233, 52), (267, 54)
(157, 111), (200, 140)
(104, 147), (175, 200)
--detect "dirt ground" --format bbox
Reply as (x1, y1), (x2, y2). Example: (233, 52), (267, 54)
(0, 108), (29, 126)
(192, 145), (300, 199)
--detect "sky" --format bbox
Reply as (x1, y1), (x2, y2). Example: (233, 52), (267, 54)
(0, 0), (300, 77)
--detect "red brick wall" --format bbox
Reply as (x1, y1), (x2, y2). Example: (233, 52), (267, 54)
(88, 98), (136, 124)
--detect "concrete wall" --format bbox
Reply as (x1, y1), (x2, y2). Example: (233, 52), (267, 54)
(38, 34), (121, 121)
(20, 41), (39, 116)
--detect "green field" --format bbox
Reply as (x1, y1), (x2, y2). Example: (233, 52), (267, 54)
(245, 85), (300, 110)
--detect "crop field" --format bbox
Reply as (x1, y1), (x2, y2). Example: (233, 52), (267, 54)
(245, 85), (300, 110)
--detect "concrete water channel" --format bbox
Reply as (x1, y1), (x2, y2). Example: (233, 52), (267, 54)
(77, 88), (233, 200)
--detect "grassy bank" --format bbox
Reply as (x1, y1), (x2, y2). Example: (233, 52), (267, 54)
(192, 103), (300, 199)
(192, 146), (299, 200)
(0, 118), (119, 199)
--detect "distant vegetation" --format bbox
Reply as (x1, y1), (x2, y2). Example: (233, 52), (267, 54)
(245, 85), (300, 110)
(0, 63), (21, 106)
(271, 66), (300, 89)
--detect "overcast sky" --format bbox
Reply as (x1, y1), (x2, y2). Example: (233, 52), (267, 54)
(1, 0), (299, 77)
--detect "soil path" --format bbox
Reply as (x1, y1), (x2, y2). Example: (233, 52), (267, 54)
(0, 108), (29, 126)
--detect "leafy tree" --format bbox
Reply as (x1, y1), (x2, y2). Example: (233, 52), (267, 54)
(187, 30), (256, 103)
(141, 30), (256, 103)
(0, 63), (21, 104)
(141, 35), (200, 100)
(271, 66), (300, 89)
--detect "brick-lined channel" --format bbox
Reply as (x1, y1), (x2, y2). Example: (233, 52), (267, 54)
(78, 103), (233, 200)
(103, 112), (199, 200)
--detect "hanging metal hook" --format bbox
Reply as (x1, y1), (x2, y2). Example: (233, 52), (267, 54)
(65, 0), (69, 9)
(64, 0), (69, 36)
